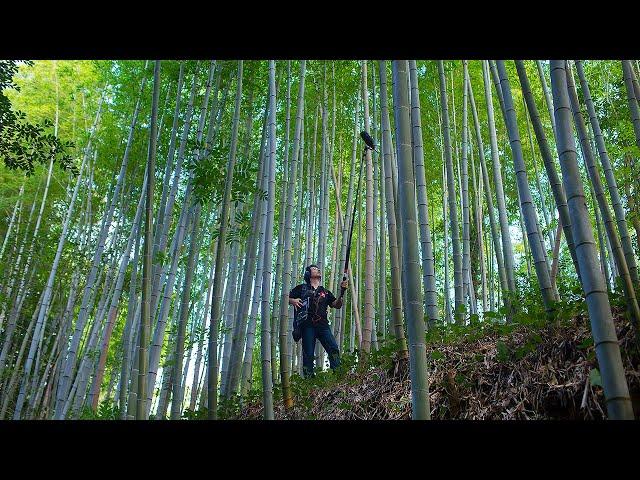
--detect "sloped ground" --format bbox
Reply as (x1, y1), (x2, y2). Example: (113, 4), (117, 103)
(234, 308), (640, 420)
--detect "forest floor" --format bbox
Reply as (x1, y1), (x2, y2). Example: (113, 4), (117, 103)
(230, 307), (640, 420)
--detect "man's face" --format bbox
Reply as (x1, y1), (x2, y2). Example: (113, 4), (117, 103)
(309, 266), (321, 280)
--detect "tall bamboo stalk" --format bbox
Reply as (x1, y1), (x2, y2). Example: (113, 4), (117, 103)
(549, 59), (633, 420)
(565, 63), (640, 326)
(170, 204), (201, 420)
(55, 71), (146, 419)
(461, 61), (473, 317)
(576, 61), (638, 285)
(439, 61), (464, 323)
(468, 77), (509, 315)
(362, 61), (375, 354)
(136, 61), (161, 419)
(226, 89), (268, 398)
(515, 60), (581, 281)
(496, 60), (556, 311)
(622, 60), (640, 161)
(279, 60), (305, 408)
(378, 61), (407, 354)
(207, 61), (243, 419)
(392, 60), (430, 420)
(483, 60), (516, 296)
(260, 60), (277, 419)
(409, 60), (438, 325)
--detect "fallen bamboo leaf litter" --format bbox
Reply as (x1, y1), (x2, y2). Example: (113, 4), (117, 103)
(234, 309), (639, 420)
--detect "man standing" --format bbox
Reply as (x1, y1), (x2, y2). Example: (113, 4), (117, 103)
(288, 265), (348, 377)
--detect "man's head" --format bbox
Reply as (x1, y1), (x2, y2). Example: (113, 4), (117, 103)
(304, 264), (321, 284)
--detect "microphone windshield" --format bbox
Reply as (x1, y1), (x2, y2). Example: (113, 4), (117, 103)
(360, 130), (375, 150)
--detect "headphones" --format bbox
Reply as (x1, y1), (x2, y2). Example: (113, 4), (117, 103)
(304, 264), (319, 284)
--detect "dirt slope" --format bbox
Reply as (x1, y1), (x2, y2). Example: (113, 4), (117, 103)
(234, 311), (639, 420)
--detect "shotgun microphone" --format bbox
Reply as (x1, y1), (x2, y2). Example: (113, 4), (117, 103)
(360, 130), (375, 150)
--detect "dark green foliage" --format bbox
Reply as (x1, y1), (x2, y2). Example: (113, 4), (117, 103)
(1, 60), (75, 175)
(77, 400), (121, 420)
(589, 368), (603, 387)
(190, 138), (258, 245)
(496, 341), (509, 362)
(494, 332), (544, 363)
(431, 350), (444, 361)
(181, 407), (210, 420)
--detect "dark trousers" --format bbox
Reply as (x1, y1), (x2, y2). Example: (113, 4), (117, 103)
(301, 322), (341, 377)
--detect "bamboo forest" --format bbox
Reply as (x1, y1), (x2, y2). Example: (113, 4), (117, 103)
(1, 58), (640, 422)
